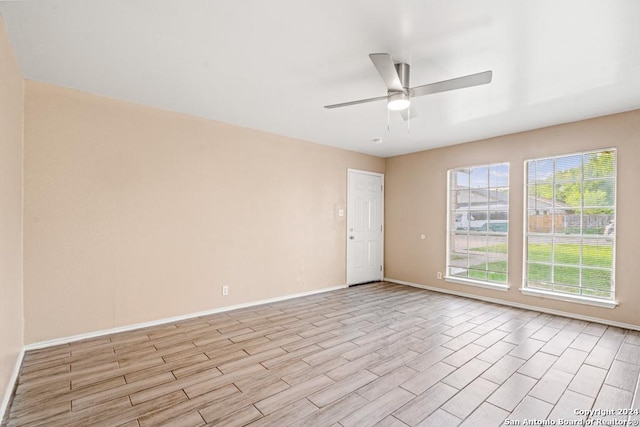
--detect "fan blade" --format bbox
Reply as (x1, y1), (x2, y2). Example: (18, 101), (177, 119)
(400, 107), (418, 121)
(410, 70), (492, 98)
(324, 95), (389, 109)
(369, 53), (403, 92)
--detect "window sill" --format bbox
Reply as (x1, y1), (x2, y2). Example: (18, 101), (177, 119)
(520, 287), (618, 309)
(445, 276), (509, 292)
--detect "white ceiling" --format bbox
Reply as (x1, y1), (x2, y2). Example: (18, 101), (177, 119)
(1, 1), (639, 157)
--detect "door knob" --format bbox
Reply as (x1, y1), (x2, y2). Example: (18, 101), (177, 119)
(349, 236), (355, 240)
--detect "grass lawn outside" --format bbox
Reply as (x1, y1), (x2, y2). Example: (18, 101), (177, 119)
(467, 260), (507, 284)
(452, 242), (613, 298)
(528, 242), (613, 299)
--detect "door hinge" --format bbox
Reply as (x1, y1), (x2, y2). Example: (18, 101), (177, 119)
(380, 225), (383, 232)
(380, 265), (383, 271)
(381, 185), (384, 192)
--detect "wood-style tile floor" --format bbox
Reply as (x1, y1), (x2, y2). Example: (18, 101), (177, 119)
(5, 282), (640, 427)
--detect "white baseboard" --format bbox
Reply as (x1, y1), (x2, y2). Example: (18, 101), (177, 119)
(385, 277), (640, 332)
(25, 284), (348, 351)
(1, 347), (25, 424)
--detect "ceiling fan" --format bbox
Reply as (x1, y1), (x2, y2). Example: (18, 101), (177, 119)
(324, 53), (492, 121)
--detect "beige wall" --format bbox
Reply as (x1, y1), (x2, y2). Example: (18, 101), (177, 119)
(23, 81), (384, 343)
(385, 109), (640, 327)
(0, 15), (24, 407)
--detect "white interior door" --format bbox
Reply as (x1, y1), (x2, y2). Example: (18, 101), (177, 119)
(347, 169), (384, 285)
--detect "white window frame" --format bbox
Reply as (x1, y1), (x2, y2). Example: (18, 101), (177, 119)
(446, 163), (510, 292)
(521, 148), (617, 309)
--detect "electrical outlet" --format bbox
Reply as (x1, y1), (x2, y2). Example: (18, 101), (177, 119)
(437, 272), (443, 280)
(222, 285), (229, 296)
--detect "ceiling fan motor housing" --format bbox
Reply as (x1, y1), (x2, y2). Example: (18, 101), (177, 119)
(387, 63), (411, 110)
(395, 63), (410, 92)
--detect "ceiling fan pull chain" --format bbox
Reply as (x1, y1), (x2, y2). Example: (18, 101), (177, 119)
(387, 108), (390, 131)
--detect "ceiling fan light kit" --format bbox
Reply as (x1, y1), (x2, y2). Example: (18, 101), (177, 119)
(325, 52), (492, 123)
(387, 92), (410, 111)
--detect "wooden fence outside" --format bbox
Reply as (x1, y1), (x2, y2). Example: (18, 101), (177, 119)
(528, 214), (614, 233)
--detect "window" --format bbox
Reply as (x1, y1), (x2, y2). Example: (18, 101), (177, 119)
(447, 163), (509, 290)
(524, 149), (616, 307)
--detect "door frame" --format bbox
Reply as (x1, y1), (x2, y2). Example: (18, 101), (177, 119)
(346, 168), (385, 285)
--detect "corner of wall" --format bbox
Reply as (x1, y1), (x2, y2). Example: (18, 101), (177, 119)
(0, 13), (26, 422)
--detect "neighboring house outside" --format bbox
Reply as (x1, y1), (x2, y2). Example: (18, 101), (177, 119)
(453, 187), (610, 234)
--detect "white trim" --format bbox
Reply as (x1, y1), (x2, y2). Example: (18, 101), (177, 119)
(385, 277), (639, 331)
(24, 284), (347, 351)
(519, 287), (618, 309)
(521, 160), (529, 293)
(445, 276), (509, 292)
(346, 168), (384, 178)
(346, 168), (384, 285)
(446, 170), (452, 281)
(1, 348), (25, 423)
